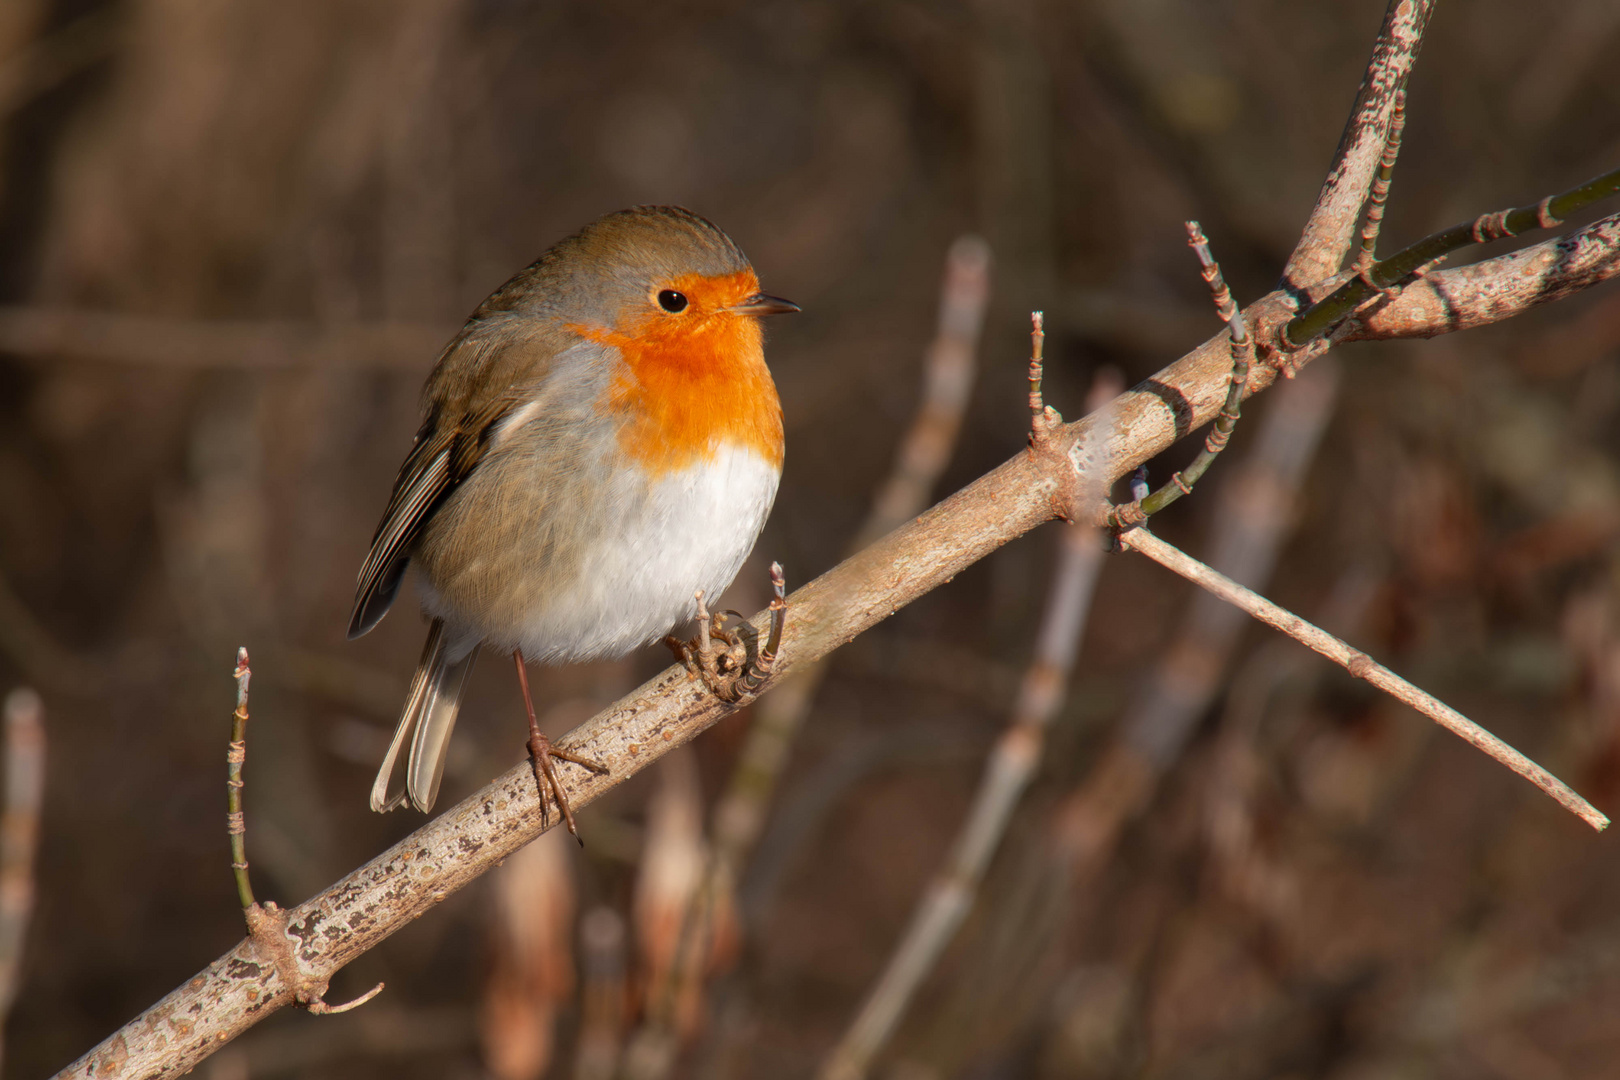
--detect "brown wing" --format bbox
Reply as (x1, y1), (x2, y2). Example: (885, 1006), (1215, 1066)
(348, 334), (533, 639)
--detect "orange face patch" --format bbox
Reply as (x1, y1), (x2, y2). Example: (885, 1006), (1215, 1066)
(570, 269), (785, 476)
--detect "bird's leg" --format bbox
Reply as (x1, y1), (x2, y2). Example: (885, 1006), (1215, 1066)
(512, 650), (607, 843)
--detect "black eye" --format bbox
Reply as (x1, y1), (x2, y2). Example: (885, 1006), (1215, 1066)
(657, 289), (688, 313)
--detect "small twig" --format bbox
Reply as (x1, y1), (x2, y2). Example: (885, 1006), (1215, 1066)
(227, 648), (386, 1014)
(1028, 310), (1051, 439)
(819, 373), (1119, 1080)
(227, 649), (254, 910)
(869, 234), (991, 536)
(1116, 529), (1609, 832)
(1354, 89), (1408, 272)
(1115, 223), (1252, 523)
(0, 688), (45, 1074)
(1285, 164), (1620, 348)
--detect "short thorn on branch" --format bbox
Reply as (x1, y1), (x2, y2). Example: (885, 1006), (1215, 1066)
(1107, 223), (1253, 531)
(227, 647), (384, 1015)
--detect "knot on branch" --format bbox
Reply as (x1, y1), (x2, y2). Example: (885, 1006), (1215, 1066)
(245, 902), (383, 1015)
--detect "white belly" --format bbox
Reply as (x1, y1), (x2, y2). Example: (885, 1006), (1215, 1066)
(505, 443), (779, 662)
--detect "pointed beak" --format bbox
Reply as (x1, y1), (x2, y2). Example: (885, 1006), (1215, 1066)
(732, 292), (801, 316)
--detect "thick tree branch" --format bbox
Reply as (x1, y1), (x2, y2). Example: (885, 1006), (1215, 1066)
(1283, 0), (1435, 287)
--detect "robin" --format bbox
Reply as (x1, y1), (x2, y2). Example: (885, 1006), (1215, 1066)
(348, 206), (797, 833)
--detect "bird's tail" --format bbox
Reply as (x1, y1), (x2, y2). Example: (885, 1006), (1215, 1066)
(371, 618), (480, 813)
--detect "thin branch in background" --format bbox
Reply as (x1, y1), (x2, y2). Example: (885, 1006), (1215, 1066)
(0, 7), (119, 120)
(623, 236), (992, 1072)
(818, 369), (1121, 1080)
(869, 235), (994, 536)
(0, 571), (107, 698)
(0, 306), (448, 370)
(1283, 0), (1434, 285)
(1117, 529), (1608, 831)
(1049, 356), (1339, 882)
(1127, 222), (1253, 520)
(623, 749), (734, 1080)
(0, 688), (44, 1075)
(1354, 89), (1408, 273)
(1285, 165), (1620, 348)
(480, 829), (575, 1080)
(226, 648), (384, 1016)
(574, 907), (628, 1080)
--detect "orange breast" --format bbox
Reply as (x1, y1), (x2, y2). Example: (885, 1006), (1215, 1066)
(573, 269), (785, 476)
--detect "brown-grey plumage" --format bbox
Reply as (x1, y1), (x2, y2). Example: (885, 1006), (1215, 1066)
(348, 206), (752, 641)
(350, 206), (792, 815)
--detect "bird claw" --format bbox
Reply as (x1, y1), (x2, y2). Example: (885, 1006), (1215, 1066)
(680, 565), (789, 703)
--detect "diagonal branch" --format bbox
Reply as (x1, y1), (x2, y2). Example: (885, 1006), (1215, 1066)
(1283, 0), (1435, 287)
(1116, 528), (1608, 831)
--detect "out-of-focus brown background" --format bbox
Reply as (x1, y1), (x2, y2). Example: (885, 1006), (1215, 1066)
(4, 1), (1620, 1077)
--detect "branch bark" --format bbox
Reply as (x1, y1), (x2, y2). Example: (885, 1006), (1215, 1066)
(1283, 0), (1435, 287)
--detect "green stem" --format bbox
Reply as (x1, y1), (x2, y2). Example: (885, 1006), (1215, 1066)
(1139, 318), (1252, 516)
(1285, 165), (1620, 348)
(228, 648), (255, 911)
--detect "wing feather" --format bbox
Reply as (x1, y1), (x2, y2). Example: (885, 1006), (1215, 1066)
(348, 328), (554, 639)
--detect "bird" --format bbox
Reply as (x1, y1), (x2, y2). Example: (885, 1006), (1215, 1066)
(348, 205), (797, 833)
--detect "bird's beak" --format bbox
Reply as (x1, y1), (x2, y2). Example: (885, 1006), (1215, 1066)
(732, 292), (801, 316)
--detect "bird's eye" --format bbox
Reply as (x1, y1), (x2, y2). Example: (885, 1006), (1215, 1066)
(657, 289), (688, 313)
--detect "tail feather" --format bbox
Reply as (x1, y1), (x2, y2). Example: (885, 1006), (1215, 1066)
(371, 618), (480, 813)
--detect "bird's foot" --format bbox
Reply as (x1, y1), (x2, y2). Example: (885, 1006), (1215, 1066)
(513, 650), (608, 843)
(676, 565), (789, 704)
(527, 729), (609, 843)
